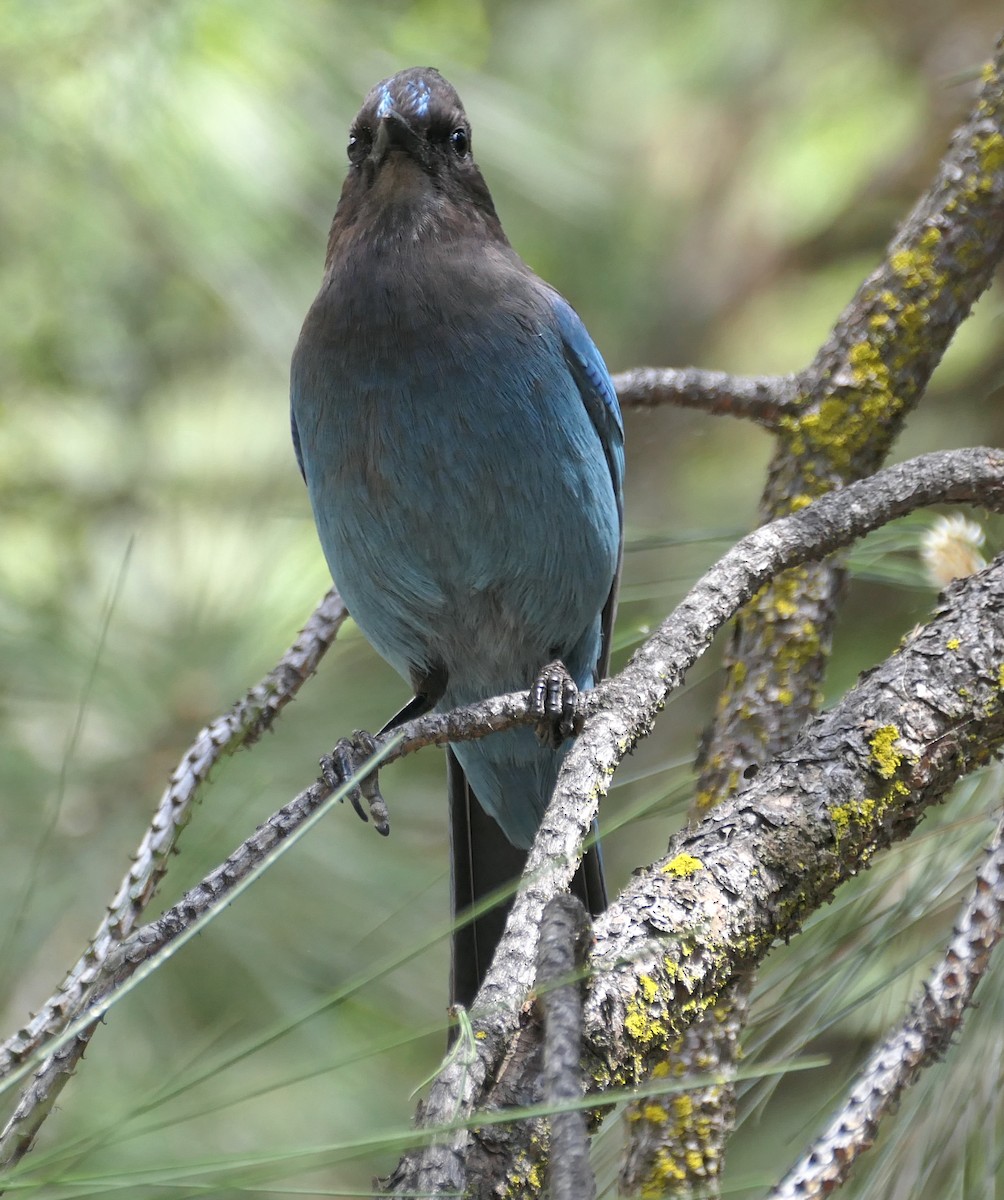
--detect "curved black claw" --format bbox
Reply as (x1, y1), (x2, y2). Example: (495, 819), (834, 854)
(530, 660), (582, 749)
(319, 731), (390, 836)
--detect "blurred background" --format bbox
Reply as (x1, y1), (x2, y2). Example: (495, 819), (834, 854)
(2, 2), (1003, 1196)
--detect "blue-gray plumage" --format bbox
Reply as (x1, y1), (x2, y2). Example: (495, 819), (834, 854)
(290, 68), (623, 1004)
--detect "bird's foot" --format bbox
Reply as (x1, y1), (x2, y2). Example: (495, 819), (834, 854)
(530, 660), (582, 748)
(320, 731), (390, 836)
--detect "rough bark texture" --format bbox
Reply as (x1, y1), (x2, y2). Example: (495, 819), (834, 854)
(613, 366), (799, 426)
(537, 896), (595, 1200)
(7, 450), (1000, 1190)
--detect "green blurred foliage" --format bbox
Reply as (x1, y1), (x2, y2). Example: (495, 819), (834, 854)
(1, 1), (1002, 1195)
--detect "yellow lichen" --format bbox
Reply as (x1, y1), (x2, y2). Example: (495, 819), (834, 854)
(829, 798), (878, 843)
(504, 1150), (544, 1200)
(889, 244), (945, 290)
(624, 1003), (651, 1043)
(648, 1149), (686, 1187)
(662, 853), (704, 878)
(685, 1149), (707, 1173)
(869, 724), (903, 779)
(692, 790), (716, 816)
(977, 131), (1004, 174)
(946, 637), (961, 651)
(624, 992), (669, 1049)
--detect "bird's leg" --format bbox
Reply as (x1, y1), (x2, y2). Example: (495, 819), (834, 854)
(320, 666), (445, 838)
(320, 731), (389, 836)
(530, 660), (583, 749)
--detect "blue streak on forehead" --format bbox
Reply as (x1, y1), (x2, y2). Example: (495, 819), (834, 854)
(404, 78), (431, 116)
(375, 85), (393, 118)
(375, 77), (431, 120)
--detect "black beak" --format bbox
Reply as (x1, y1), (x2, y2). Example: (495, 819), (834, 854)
(371, 112), (420, 165)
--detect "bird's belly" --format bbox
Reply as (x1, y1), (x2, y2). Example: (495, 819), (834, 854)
(305, 392), (617, 699)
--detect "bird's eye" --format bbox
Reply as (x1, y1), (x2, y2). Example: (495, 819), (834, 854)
(450, 127), (470, 158)
(347, 130), (370, 165)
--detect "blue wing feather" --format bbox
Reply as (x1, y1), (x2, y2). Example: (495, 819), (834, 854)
(550, 293), (624, 517)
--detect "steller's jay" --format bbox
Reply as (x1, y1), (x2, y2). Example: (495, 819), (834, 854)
(290, 68), (624, 1008)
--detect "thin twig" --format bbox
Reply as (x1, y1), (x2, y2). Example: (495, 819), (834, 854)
(769, 805), (1004, 1199)
(0, 588), (346, 1081)
(2, 448), (997, 1181)
(0, 591), (347, 1170)
(3, 447), (1003, 1180)
(614, 366), (800, 427)
(70, 449), (1004, 994)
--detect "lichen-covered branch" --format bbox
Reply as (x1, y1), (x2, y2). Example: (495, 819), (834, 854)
(385, 454), (1004, 1196)
(394, 554), (1004, 1199)
(469, 449), (1004, 1031)
(585, 554), (1004, 1067)
(4, 448), (996, 1186)
(27, 453), (1000, 1040)
(658, 30), (1004, 1200)
(698, 29), (1004, 812)
(769, 804), (1004, 1199)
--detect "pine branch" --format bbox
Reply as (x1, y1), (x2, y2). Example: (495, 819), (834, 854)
(537, 896), (595, 1200)
(769, 805), (1004, 1198)
(4, 449), (999, 1178)
(0, 591), (347, 1167)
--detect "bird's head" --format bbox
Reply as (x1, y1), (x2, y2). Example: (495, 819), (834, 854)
(326, 68), (506, 259)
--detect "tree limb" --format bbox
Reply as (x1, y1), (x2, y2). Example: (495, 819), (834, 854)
(698, 27), (1004, 811)
(666, 30), (1004, 1200)
(4, 448), (999, 1177)
(392, 552), (1004, 1196)
(537, 896), (595, 1200)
